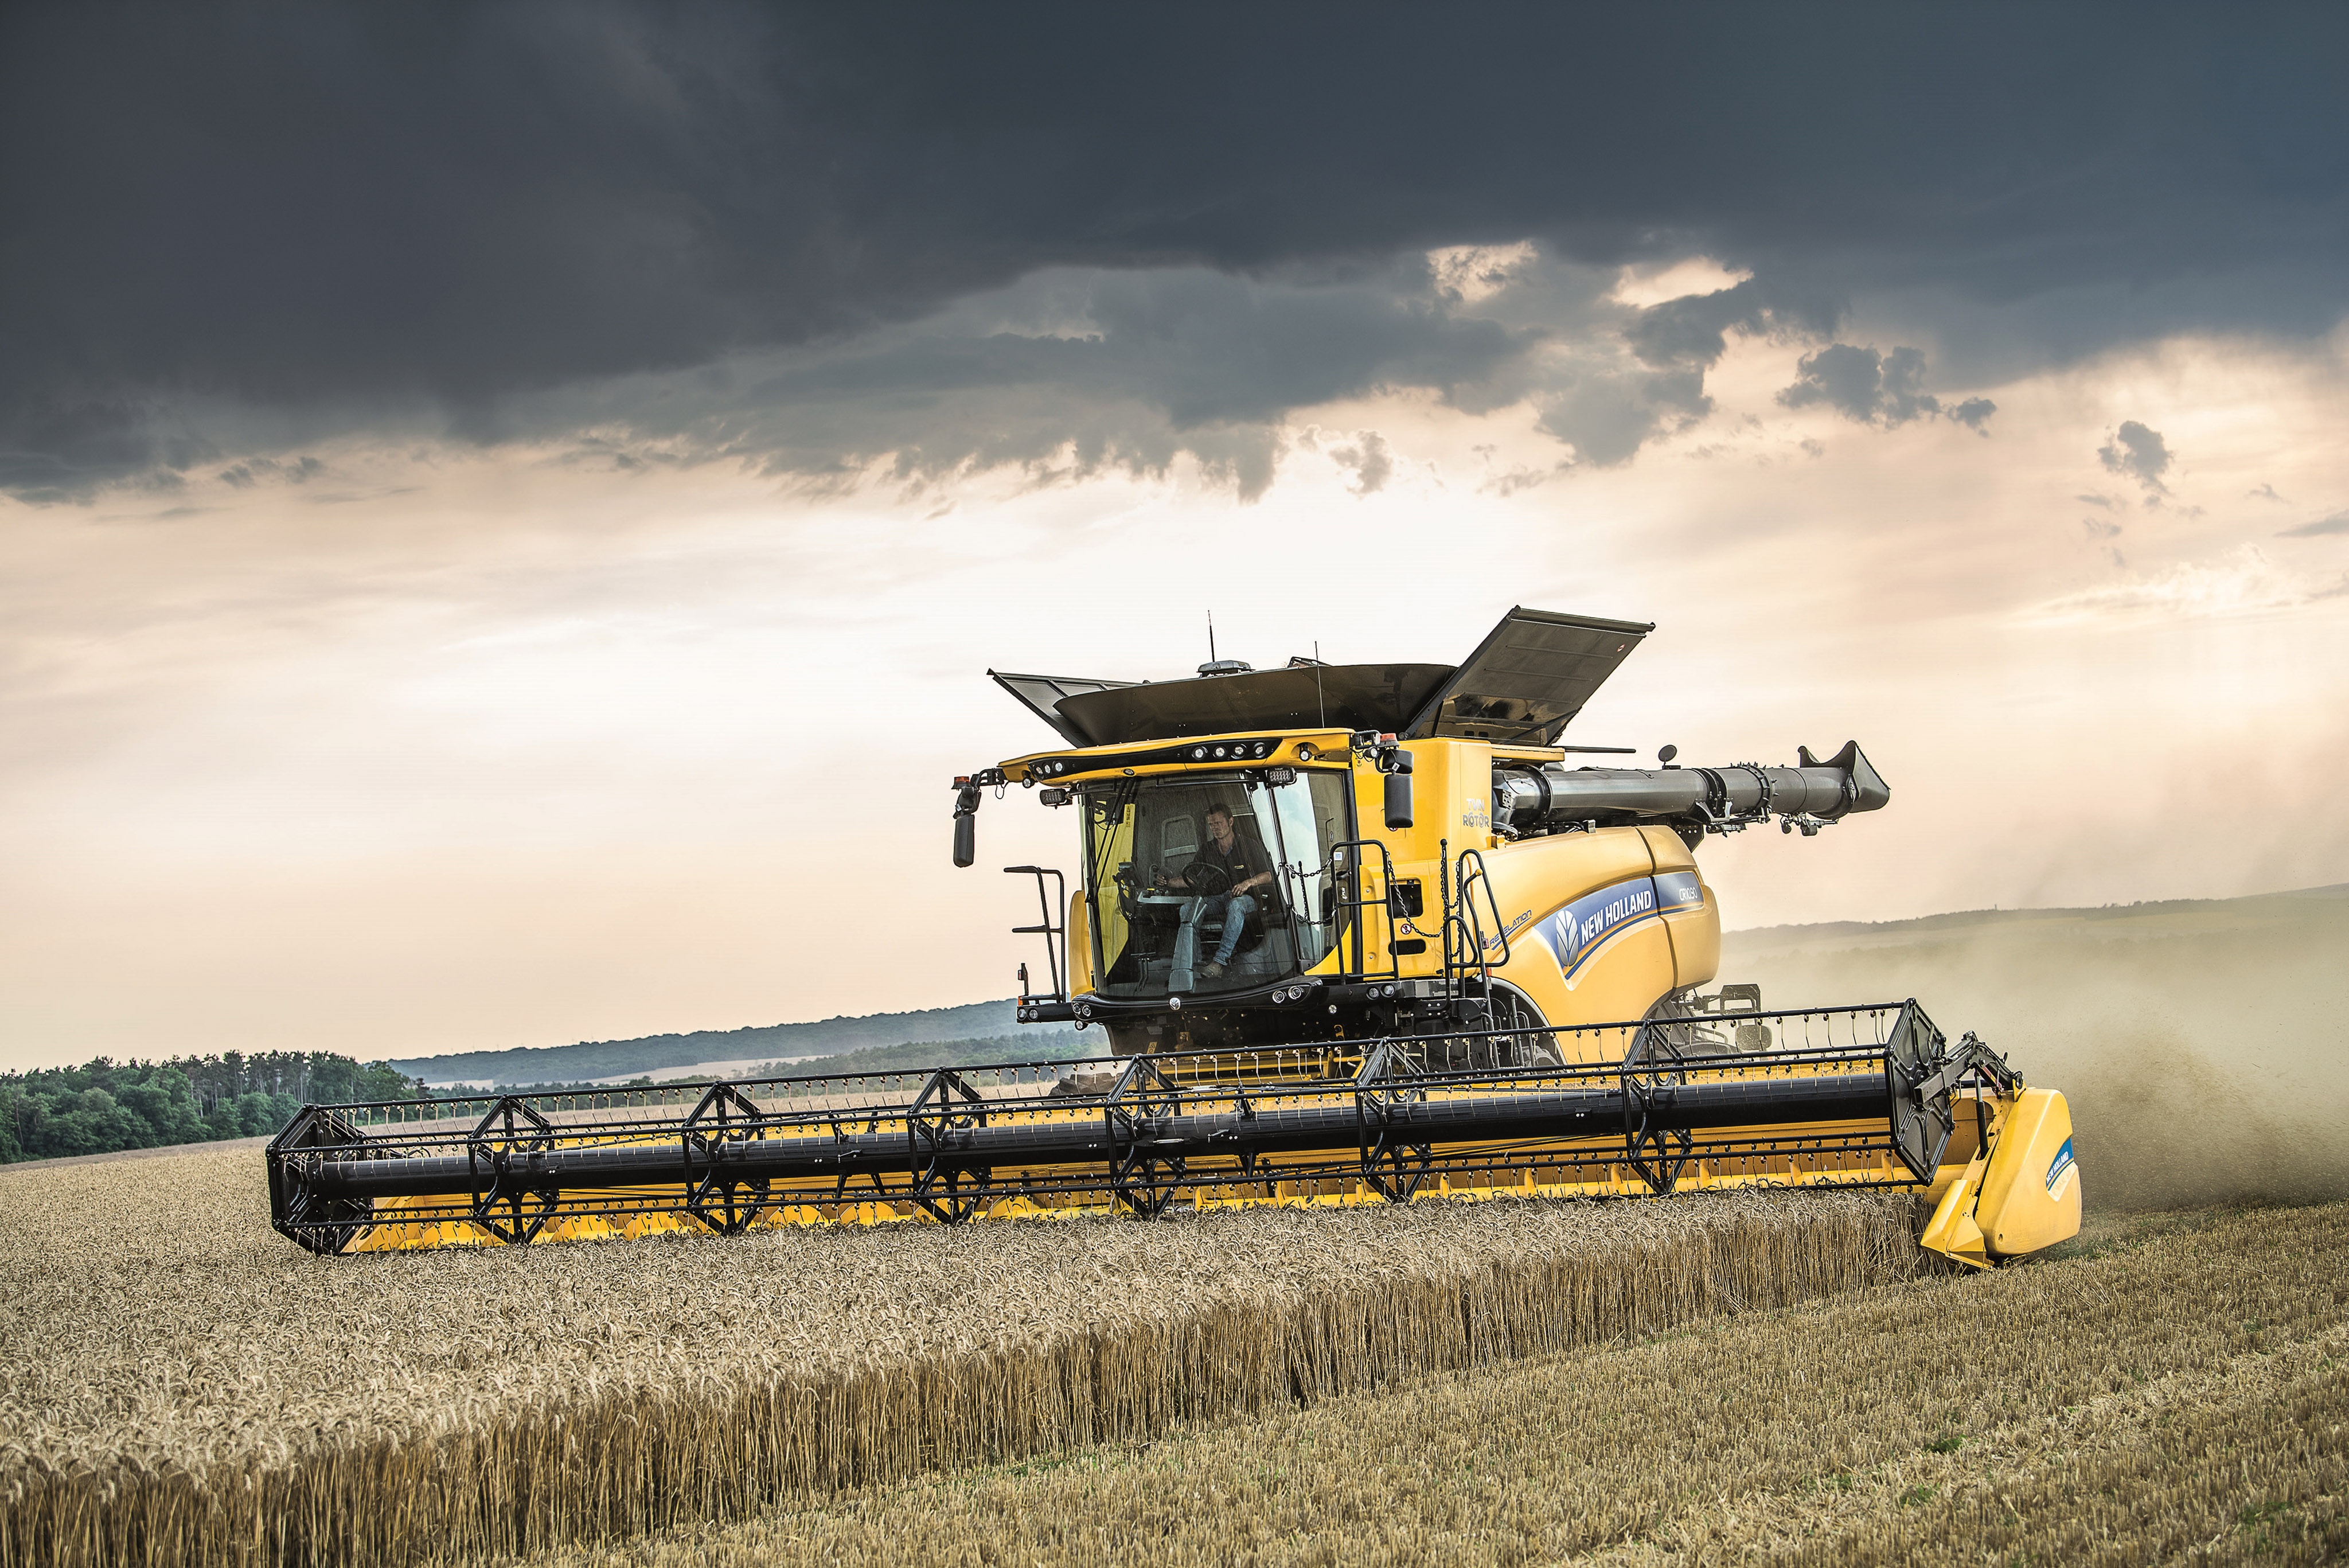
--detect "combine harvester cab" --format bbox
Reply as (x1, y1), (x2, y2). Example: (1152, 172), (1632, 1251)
(268, 608), (2078, 1266)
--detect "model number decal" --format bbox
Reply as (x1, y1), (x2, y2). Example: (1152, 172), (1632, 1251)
(1653, 870), (1704, 912)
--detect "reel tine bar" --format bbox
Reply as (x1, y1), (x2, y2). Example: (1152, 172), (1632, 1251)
(265, 1001), (2009, 1251)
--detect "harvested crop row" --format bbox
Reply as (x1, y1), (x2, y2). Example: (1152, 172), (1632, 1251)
(505, 1202), (2347, 1568)
(0, 1148), (1937, 1568)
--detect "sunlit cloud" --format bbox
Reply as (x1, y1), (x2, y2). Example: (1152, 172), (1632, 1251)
(2019, 545), (2349, 626)
(1609, 257), (1754, 310)
(1429, 243), (1540, 306)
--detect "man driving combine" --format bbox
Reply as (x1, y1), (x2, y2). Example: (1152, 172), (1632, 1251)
(1160, 802), (1272, 981)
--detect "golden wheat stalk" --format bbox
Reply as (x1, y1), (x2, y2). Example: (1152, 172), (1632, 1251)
(0, 1149), (1933, 1568)
(505, 1202), (2349, 1568)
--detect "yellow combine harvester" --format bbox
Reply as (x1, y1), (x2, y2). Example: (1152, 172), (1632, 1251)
(269, 609), (2078, 1267)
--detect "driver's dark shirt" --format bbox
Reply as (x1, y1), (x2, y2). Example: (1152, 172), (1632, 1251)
(1193, 830), (1258, 888)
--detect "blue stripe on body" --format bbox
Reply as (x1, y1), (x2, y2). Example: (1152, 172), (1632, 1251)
(1532, 876), (1664, 981)
(2045, 1136), (2077, 1194)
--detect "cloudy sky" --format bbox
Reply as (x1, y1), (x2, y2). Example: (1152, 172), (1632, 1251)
(5, 5), (2348, 1071)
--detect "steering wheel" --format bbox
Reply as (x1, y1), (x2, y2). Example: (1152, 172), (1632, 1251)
(1181, 861), (1232, 896)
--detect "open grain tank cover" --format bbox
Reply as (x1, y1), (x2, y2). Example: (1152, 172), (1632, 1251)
(1047, 663), (1453, 746)
(1402, 607), (1653, 744)
(988, 671), (1140, 747)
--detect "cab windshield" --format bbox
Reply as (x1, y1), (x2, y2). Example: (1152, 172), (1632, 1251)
(1083, 769), (1353, 997)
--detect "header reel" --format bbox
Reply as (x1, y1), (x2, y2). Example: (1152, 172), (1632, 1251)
(268, 1001), (2020, 1258)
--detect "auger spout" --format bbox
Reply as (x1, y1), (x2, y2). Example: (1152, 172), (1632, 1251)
(1493, 740), (1889, 839)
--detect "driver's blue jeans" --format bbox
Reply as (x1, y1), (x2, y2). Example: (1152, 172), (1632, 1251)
(1172, 892), (1257, 983)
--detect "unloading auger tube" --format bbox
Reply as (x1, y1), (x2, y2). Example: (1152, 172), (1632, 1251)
(268, 1001), (2075, 1269)
(1486, 739), (1890, 842)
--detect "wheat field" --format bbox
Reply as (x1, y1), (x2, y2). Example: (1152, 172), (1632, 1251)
(0, 1146), (1935, 1568)
(505, 1202), (2349, 1567)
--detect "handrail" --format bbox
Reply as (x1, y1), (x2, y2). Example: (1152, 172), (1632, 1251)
(1325, 838), (1402, 982)
(1455, 849), (1510, 967)
(1004, 865), (1068, 1002)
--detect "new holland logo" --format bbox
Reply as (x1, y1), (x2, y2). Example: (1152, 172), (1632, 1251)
(1531, 872), (1702, 982)
(2044, 1136), (2077, 1198)
(1575, 886), (1655, 947)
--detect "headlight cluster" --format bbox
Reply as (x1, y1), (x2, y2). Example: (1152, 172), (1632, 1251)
(1075, 1002), (1092, 1019)
(1186, 739), (1279, 762)
(1364, 982), (1401, 999)
(1273, 984), (1314, 1003)
(1032, 759), (1074, 777)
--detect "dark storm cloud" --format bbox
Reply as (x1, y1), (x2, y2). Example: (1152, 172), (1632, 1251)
(2100, 422), (2174, 492)
(1623, 280), (1836, 376)
(1780, 345), (1927, 425)
(471, 261), (1539, 498)
(1775, 344), (1992, 431)
(3, 3), (2345, 498)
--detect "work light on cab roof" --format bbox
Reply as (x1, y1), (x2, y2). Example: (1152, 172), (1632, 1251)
(266, 607), (2077, 1270)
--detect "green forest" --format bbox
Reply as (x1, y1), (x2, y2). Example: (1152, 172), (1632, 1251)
(0, 1052), (423, 1164)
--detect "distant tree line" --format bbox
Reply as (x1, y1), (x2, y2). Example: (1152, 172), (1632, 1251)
(0, 1051), (424, 1164)
(387, 998), (1025, 1089)
(482, 1032), (1086, 1095)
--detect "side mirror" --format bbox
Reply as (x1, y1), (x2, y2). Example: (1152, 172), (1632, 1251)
(1658, 744), (1678, 765)
(953, 812), (976, 867)
(1384, 771), (1414, 830)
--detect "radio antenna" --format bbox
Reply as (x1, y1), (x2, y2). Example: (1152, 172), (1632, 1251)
(1207, 610), (1216, 665)
(1315, 639), (1325, 727)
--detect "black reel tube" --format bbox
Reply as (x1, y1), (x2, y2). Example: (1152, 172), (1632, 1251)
(267, 1002), (2008, 1255)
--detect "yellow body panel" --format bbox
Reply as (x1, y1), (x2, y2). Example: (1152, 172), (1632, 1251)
(1919, 1158), (1993, 1268)
(1275, 738), (1712, 1035)
(1918, 1088), (2081, 1269)
(1088, 811), (1134, 975)
(1067, 892), (1095, 994)
(1469, 827), (1684, 1045)
(1643, 825), (1722, 991)
(1976, 1087), (2081, 1258)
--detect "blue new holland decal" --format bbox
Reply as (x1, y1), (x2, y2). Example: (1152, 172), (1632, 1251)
(2044, 1136), (2077, 1196)
(1532, 876), (1667, 981)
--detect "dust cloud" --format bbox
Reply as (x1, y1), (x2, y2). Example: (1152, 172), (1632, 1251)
(1720, 888), (2349, 1213)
